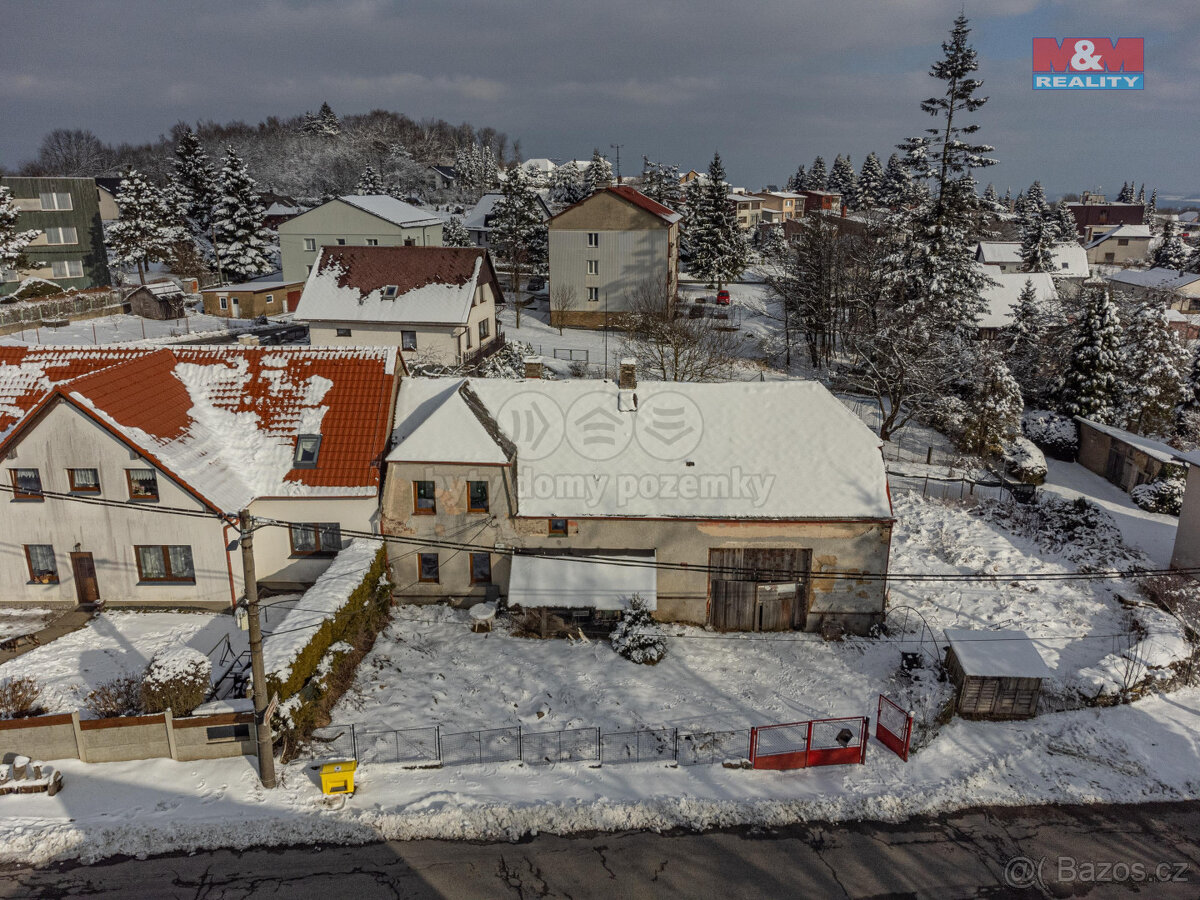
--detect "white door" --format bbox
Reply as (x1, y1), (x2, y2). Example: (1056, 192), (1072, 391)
(232, 298), (240, 318)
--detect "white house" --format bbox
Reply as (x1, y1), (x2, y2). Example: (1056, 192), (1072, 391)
(0, 346), (398, 607)
(294, 245), (504, 365)
(1084, 224), (1152, 266)
(975, 241), (1089, 278)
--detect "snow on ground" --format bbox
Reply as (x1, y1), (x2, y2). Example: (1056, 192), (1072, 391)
(0, 607), (60, 642)
(0, 611), (245, 715)
(0, 313), (257, 347)
(1042, 457), (1179, 567)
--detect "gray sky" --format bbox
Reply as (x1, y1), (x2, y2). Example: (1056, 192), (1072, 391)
(3, 0), (1198, 199)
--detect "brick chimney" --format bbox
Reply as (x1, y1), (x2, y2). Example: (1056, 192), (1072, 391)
(523, 357), (543, 379)
(618, 357), (637, 390)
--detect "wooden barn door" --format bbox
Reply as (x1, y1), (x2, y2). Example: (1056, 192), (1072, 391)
(709, 549), (810, 632)
(710, 579), (757, 631)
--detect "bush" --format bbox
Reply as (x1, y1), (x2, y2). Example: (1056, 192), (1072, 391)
(0, 676), (45, 719)
(1131, 476), (1186, 516)
(1003, 436), (1048, 485)
(85, 674), (144, 718)
(140, 646), (212, 716)
(1022, 409), (1078, 460)
(609, 596), (667, 665)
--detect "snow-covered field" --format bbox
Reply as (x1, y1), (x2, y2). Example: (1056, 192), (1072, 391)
(0, 312), (257, 347)
(0, 607), (60, 642)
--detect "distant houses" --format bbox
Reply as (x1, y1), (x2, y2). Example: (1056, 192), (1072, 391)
(200, 275), (305, 319)
(1104, 268), (1200, 312)
(975, 270), (1058, 340)
(462, 191), (552, 251)
(975, 241), (1089, 279)
(1084, 224), (1152, 266)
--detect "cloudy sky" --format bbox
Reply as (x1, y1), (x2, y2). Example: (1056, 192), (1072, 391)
(3, 0), (1198, 199)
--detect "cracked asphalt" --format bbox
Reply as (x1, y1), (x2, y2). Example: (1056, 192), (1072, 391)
(4, 800), (1200, 898)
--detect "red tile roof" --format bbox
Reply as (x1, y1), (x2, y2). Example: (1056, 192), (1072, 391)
(606, 186), (680, 222)
(316, 245), (498, 297)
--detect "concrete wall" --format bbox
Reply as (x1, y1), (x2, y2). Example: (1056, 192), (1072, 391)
(1172, 464), (1200, 574)
(0, 711), (256, 763)
(278, 201), (444, 284)
(1077, 422), (1167, 492)
(380, 461), (892, 633)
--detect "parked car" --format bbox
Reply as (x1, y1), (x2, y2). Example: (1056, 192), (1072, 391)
(526, 277), (546, 292)
(715, 289), (731, 305)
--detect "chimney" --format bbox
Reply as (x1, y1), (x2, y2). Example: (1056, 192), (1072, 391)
(523, 357), (542, 379)
(618, 357), (637, 390)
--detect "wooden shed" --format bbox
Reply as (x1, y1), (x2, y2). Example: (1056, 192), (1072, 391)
(944, 629), (1051, 720)
(125, 281), (186, 320)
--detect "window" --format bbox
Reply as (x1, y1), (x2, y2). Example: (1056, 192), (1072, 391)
(336, 238), (347, 245)
(265, 294), (275, 305)
(68, 468), (100, 494)
(401, 330), (418, 351)
(367, 239), (379, 246)
(11, 468), (43, 500)
(382, 285), (398, 299)
(548, 518), (568, 536)
(289, 523), (342, 556)
(470, 552), (492, 584)
(219, 296), (229, 310)
(51, 260), (84, 278)
(303, 238), (316, 251)
(586, 259), (599, 275)
(479, 318), (490, 340)
(136, 545), (195, 583)
(38, 191), (72, 211)
(126, 469), (158, 500)
(465, 330), (472, 349)
(404, 238), (416, 246)
(44, 226), (78, 245)
(1104, 252), (1115, 263)
(587, 287), (599, 302)
(293, 435), (322, 468)
(307, 265), (313, 275)
(1, 268), (17, 283)
(25, 545), (58, 583)
(206, 723), (251, 742)
(335, 327), (352, 337)
(1118, 238), (1129, 246)
(468, 480), (489, 513)
(1060, 262), (1068, 269)
(587, 232), (599, 248)
(418, 553), (440, 583)
(413, 480), (436, 514)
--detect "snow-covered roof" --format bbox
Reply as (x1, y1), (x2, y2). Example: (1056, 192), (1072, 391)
(945, 629), (1052, 678)
(1073, 417), (1188, 466)
(509, 553), (657, 610)
(386, 376), (892, 520)
(463, 192), (550, 232)
(295, 245), (496, 326)
(201, 278), (297, 293)
(1105, 268), (1200, 292)
(141, 281), (185, 299)
(521, 158), (558, 174)
(759, 191), (805, 199)
(336, 195), (443, 229)
(0, 347), (399, 513)
(977, 270), (1058, 330)
(976, 242), (1089, 277)
(1084, 224), (1152, 248)
(263, 202), (304, 217)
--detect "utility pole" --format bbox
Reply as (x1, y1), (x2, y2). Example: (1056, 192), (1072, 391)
(610, 143), (623, 185)
(240, 509), (276, 788)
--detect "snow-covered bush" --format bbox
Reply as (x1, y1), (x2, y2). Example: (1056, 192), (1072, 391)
(978, 494), (1142, 569)
(140, 645), (212, 716)
(1022, 409), (1078, 460)
(1131, 473), (1186, 516)
(609, 596), (667, 665)
(0, 676), (44, 719)
(85, 674), (144, 718)
(925, 395), (967, 443)
(1002, 436), (1047, 485)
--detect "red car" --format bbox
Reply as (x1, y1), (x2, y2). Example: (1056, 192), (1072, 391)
(715, 289), (731, 305)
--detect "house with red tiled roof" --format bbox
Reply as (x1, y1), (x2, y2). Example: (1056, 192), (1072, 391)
(294, 245), (504, 366)
(547, 186), (682, 328)
(0, 346), (399, 607)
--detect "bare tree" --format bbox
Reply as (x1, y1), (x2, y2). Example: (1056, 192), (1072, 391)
(549, 283), (577, 334)
(23, 129), (112, 177)
(620, 277), (742, 382)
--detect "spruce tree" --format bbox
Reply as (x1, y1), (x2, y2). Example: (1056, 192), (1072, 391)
(1051, 200), (1079, 243)
(1117, 181), (1134, 203)
(857, 152), (885, 208)
(584, 148), (613, 194)
(171, 126), (218, 232)
(1152, 220), (1189, 270)
(212, 147), (275, 283)
(1179, 345), (1200, 424)
(490, 166), (548, 327)
(803, 156), (827, 190)
(609, 596), (666, 664)
(881, 153), (911, 207)
(1058, 282), (1122, 422)
(442, 215), (472, 248)
(0, 185), (38, 275)
(1002, 187), (1012, 211)
(1136, 184), (1146, 204)
(1019, 208), (1057, 272)
(828, 154), (856, 205)
(548, 161), (587, 208)
(788, 163), (806, 192)
(316, 101), (341, 136)
(639, 157), (682, 209)
(982, 182), (1002, 211)
(961, 352), (1023, 457)
(1025, 180), (1047, 213)
(355, 165), (384, 195)
(687, 152), (748, 291)
(1006, 279), (1044, 397)
(107, 168), (184, 285)
(1145, 188), (1157, 224)
(1118, 304), (1188, 435)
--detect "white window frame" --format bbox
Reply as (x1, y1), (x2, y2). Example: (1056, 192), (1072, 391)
(51, 260), (83, 278)
(265, 294), (274, 305)
(586, 259), (599, 275)
(44, 226), (78, 245)
(587, 287), (599, 302)
(39, 191), (73, 211)
(303, 238), (316, 251)
(219, 296), (229, 310)
(586, 232), (599, 248)
(366, 238), (379, 246)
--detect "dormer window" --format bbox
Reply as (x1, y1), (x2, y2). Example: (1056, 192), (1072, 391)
(383, 285), (398, 299)
(294, 434), (322, 468)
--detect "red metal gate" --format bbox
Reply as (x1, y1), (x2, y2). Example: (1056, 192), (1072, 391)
(749, 716), (868, 770)
(875, 695), (915, 761)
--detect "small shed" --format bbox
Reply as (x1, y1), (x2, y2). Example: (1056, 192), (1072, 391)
(126, 281), (186, 320)
(944, 628), (1051, 720)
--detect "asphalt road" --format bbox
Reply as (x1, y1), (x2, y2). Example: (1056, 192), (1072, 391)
(5, 800), (1200, 899)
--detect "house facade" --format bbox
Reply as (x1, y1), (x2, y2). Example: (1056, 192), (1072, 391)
(1084, 224), (1152, 266)
(548, 186), (681, 328)
(200, 277), (305, 318)
(727, 193), (763, 230)
(380, 368), (894, 634)
(1067, 202), (1144, 241)
(975, 241), (1089, 278)
(798, 190), (843, 215)
(1105, 268), (1200, 312)
(0, 346), (398, 607)
(277, 195), (444, 285)
(294, 245), (502, 365)
(752, 191), (805, 223)
(125, 281), (187, 320)
(0, 177), (111, 297)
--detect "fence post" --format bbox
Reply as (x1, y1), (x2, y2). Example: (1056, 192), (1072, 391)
(518, 725), (523, 763)
(749, 726), (758, 765)
(804, 721), (813, 769)
(164, 708), (178, 761)
(859, 718), (868, 764)
(673, 728), (679, 762)
(436, 725), (442, 764)
(351, 724), (358, 761)
(596, 727), (601, 765)
(923, 475), (929, 498)
(926, 446), (933, 465)
(905, 712), (915, 762)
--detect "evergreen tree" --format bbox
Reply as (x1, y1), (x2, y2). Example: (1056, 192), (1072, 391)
(584, 148), (613, 194)
(1136, 184), (1146, 204)
(981, 182), (1002, 211)
(454, 143), (499, 202)
(1002, 187), (1012, 211)
(0, 185), (38, 275)
(803, 155), (827, 190)
(317, 101), (341, 135)
(1019, 208), (1057, 272)
(1058, 282), (1123, 422)
(490, 166), (548, 327)
(355, 165), (384, 195)
(1118, 304), (1188, 435)
(1117, 181), (1134, 203)
(1152, 220), (1189, 270)
(1006, 279), (1042, 386)
(828, 154), (856, 205)
(609, 596), (666, 664)
(442, 215), (472, 248)
(1012, 190), (1028, 221)
(108, 168), (185, 285)
(881, 153), (911, 207)
(1187, 245), (1200, 275)
(857, 152), (885, 208)
(170, 126), (218, 232)
(547, 161), (587, 208)
(687, 152), (748, 290)
(211, 147), (275, 283)
(1179, 344), (1200, 423)
(787, 163), (806, 192)
(1025, 180), (1047, 213)
(961, 352), (1023, 457)
(639, 157), (682, 209)
(1145, 188), (1158, 224)
(679, 176), (706, 263)
(1051, 200), (1079, 243)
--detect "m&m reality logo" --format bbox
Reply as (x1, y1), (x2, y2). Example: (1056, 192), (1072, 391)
(1032, 38), (1144, 90)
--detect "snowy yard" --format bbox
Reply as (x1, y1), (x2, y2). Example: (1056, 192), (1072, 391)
(0, 312), (258, 347)
(0, 607), (60, 642)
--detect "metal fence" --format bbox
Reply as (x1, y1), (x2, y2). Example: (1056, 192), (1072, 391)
(356, 726), (439, 766)
(600, 728), (677, 765)
(887, 472), (1035, 504)
(440, 726), (522, 767)
(677, 728), (752, 766)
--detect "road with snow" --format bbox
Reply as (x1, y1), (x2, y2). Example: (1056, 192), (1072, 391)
(6, 801), (1200, 898)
